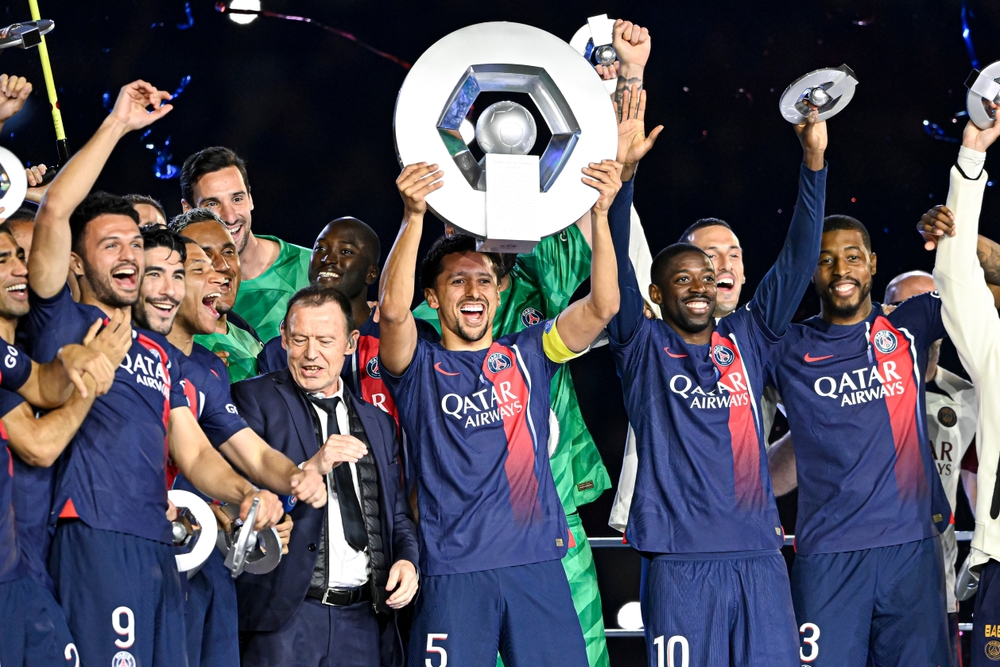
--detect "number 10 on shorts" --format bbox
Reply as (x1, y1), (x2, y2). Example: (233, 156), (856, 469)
(653, 635), (689, 667)
(425, 633), (447, 667)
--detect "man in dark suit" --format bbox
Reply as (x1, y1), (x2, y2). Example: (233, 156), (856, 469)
(231, 284), (419, 667)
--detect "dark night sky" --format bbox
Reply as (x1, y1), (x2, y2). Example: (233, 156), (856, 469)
(1, 0), (993, 658)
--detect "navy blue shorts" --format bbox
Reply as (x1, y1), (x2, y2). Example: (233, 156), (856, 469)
(48, 521), (188, 667)
(184, 549), (239, 667)
(791, 537), (950, 667)
(409, 560), (586, 667)
(970, 558), (1000, 666)
(0, 573), (77, 666)
(641, 549), (799, 667)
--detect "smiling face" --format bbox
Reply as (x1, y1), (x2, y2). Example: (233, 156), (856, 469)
(182, 221), (240, 314)
(686, 224), (743, 317)
(309, 219), (378, 298)
(186, 166), (254, 254)
(814, 229), (876, 323)
(73, 214), (144, 308)
(0, 233), (29, 319)
(283, 301), (358, 396)
(652, 251), (717, 339)
(134, 246), (186, 335)
(175, 243), (224, 336)
(425, 251), (499, 347)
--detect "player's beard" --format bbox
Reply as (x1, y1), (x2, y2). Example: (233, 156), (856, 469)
(820, 278), (871, 320)
(84, 263), (137, 308)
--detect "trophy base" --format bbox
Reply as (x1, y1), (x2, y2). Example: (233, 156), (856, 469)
(476, 237), (540, 254)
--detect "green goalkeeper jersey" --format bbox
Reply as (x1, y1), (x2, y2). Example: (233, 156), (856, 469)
(232, 235), (312, 343)
(412, 225), (610, 514)
(194, 321), (264, 383)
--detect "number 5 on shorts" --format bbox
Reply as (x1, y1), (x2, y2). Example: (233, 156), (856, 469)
(653, 635), (689, 667)
(425, 633), (448, 667)
(799, 622), (820, 662)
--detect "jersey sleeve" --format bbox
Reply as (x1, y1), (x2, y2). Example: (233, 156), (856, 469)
(0, 343), (33, 393)
(23, 285), (86, 362)
(749, 162), (827, 336)
(606, 178), (645, 346)
(515, 225), (592, 315)
(381, 336), (430, 407)
(169, 351), (190, 410)
(198, 367), (249, 448)
(890, 292), (946, 346)
(0, 387), (25, 418)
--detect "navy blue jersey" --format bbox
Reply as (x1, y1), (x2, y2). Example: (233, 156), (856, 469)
(0, 345), (37, 584)
(767, 294), (946, 555)
(606, 165), (826, 555)
(258, 313), (440, 426)
(171, 344), (247, 496)
(383, 324), (568, 575)
(22, 286), (187, 544)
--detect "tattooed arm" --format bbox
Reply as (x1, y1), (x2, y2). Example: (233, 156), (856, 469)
(612, 20), (650, 122)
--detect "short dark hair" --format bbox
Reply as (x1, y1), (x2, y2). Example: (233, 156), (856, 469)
(124, 194), (167, 223)
(283, 283), (356, 335)
(69, 191), (140, 256)
(420, 234), (507, 290)
(3, 204), (37, 224)
(0, 222), (17, 243)
(823, 214), (872, 252)
(678, 218), (733, 243)
(180, 147), (250, 205)
(141, 227), (188, 263)
(651, 243), (711, 286)
(168, 207), (227, 233)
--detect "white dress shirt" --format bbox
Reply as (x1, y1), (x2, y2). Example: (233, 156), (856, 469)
(308, 380), (369, 588)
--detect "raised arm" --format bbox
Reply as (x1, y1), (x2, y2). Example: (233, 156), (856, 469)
(914, 206), (1000, 308)
(933, 121), (1000, 383)
(0, 74), (31, 140)
(612, 20), (649, 122)
(379, 163), (442, 376)
(553, 160), (622, 352)
(750, 109), (828, 335)
(30, 81), (172, 298)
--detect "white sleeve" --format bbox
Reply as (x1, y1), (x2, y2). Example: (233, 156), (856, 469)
(629, 205), (661, 319)
(934, 166), (998, 385)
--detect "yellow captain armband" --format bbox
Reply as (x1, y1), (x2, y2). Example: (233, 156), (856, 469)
(542, 318), (585, 364)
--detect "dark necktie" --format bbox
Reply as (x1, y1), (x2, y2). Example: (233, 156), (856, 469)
(309, 395), (367, 553)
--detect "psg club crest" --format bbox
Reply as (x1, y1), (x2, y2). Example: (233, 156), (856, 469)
(112, 651), (137, 667)
(487, 352), (512, 373)
(366, 356), (381, 379)
(712, 345), (735, 367)
(520, 307), (543, 327)
(873, 330), (898, 354)
(938, 406), (958, 428)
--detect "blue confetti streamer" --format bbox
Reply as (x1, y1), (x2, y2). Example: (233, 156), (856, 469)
(102, 91), (111, 109)
(172, 75), (191, 99)
(961, 2), (979, 69)
(922, 120), (960, 143)
(151, 136), (179, 180)
(177, 3), (194, 30)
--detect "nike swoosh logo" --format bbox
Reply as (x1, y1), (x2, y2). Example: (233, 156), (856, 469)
(434, 362), (460, 376)
(804, 353), (834, 363)
(663, 347), (688, 359)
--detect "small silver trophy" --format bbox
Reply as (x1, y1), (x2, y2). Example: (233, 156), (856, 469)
(965, 62), (1000, 130)
(779, 65), (859, 124)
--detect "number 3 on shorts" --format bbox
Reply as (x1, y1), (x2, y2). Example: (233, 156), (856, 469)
(425, 633), (448, 667)
(653, 635), (689, 667)
(799, 622), (820, 662)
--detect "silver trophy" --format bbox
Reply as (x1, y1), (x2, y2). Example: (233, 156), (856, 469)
(779, 65), (858, 124)
(0, 148), (28, 217)
(394, 22), (618, 253)
(0, 20), (53, 50)
(215, 498), (282, 578)
(966, 62), (1000, 130)
(168, 489), (220, 579)
(569, 14), (618, 95)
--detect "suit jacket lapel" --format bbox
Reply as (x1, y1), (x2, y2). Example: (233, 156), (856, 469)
(273, 371), (321, 460)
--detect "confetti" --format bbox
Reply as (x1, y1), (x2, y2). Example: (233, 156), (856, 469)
(961, 2), (979, 69)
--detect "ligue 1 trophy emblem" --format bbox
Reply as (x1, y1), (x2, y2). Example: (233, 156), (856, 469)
(0, 147), (28, 216)
(394, 22), (618, 253)
(779, 64), (859, 124)
(965, 61), (1000, 130)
